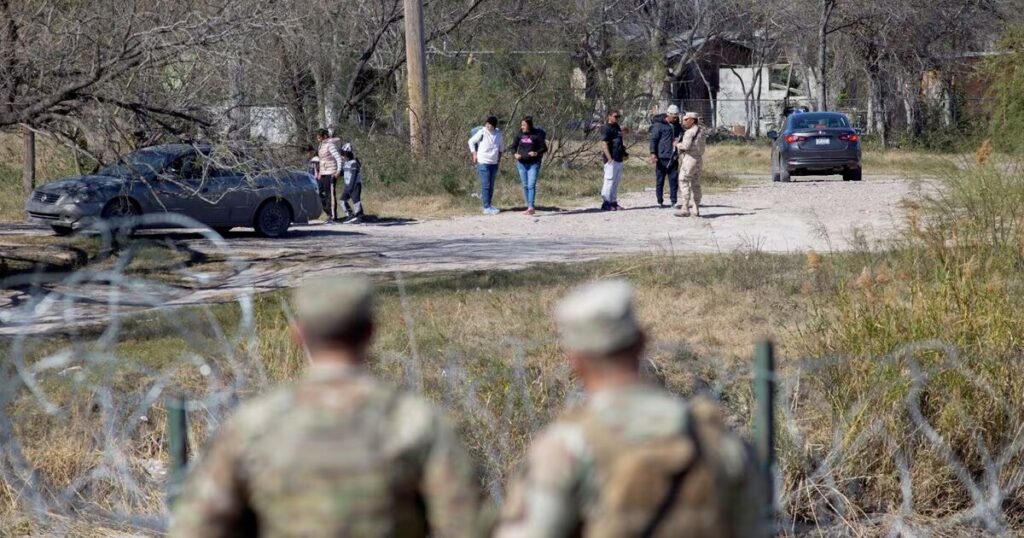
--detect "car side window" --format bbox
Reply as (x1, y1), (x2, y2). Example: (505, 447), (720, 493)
(173, 153), (233, 182)
(167, 154), (201, 181)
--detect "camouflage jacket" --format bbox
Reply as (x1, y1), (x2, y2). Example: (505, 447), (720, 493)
(170, 362), (488, 538)
(494, 383), (769, 538)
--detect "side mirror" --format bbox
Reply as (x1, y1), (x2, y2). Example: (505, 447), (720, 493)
(767, 130), (779, 140)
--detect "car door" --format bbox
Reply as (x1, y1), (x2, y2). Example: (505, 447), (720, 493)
(151, 152), (231, 225)
(208, 165), (257, 226)
(203, 150), (264, 226)
(147, 152), (198, 217)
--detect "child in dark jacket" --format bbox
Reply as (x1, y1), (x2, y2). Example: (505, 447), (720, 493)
(339, 148), (364, 224)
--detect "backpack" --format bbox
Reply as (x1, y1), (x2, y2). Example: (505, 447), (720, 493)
(578, 397), (765, 538)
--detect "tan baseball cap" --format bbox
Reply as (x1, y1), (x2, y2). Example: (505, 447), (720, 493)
(555, 280), (642, 355)
(293, 275), (375, 339)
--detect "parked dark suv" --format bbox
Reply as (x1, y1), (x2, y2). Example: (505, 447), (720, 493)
(26, 144), (321, 237)
(767, 112), (862, 182)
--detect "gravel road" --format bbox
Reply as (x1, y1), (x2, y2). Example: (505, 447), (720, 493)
(0, 175), (924, 334)
(224, 174), (921, 272)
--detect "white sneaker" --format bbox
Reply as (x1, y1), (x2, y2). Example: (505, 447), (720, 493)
(484, 207), (500, 215)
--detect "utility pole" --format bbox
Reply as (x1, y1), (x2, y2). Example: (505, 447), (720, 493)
(22, 125), (35, 194)
(403, 0), (429, 155)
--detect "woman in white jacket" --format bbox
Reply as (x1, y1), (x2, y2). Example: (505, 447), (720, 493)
(468, 116), (503, 215)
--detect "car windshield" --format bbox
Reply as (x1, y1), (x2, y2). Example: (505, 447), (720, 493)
(788, 113), (850, 130)
(97, 149), (173, 178)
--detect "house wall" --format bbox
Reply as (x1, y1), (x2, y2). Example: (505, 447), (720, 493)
(717, 67), (814, 132)
(249, 107), (296, 145)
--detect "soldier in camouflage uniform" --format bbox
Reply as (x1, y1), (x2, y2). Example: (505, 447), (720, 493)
(170, 276), (488, 538)
(495, 280), (769, 538)
(675, 112), (707, 218)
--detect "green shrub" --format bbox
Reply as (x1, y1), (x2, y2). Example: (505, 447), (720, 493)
(985, 25), (1024, 154)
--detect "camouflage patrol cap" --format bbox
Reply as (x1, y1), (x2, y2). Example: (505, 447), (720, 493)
(293, 275), (375, 339)
(555, 280), (642, 355)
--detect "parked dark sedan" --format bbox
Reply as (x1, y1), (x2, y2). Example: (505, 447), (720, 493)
(26, 144), (321, 237)
(768, 112), (862, 182)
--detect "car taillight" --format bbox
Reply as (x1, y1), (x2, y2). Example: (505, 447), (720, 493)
(785, 135), (807, 144)
(839, 133), (859, 142)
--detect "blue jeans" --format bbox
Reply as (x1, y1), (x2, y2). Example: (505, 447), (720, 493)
(476, 163), (499, 208)
(516, 161), (541, 208)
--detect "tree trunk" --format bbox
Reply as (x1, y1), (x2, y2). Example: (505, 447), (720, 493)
(313, 68), (328, 130)
(942, 75), (956, 127)
(903, 88), (921, 140)
(866, 64), (888, 147)
(22, 125), (35, 194)
(815, 0), (835, 111)
(228, 56), (248, 140)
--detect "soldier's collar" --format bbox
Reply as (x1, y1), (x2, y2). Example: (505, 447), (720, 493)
(305, 361), (365, 382)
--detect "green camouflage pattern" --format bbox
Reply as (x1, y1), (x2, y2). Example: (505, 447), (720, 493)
(170, 362), (488, 538)
(495, 383), (769, 538)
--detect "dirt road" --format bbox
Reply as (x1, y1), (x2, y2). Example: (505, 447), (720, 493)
(223, 174), (919, 272)
(0, 176), (923, 334)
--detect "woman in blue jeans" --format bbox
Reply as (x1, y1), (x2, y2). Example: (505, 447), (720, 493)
(468, 116), (503, 214)
(508, 116), (548, 215)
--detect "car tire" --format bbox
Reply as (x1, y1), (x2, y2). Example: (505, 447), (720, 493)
(100, 197), (141, 234)
(253, 199), (292, 238)
(843, 169), (862, 182)
(51, 225), (74, 236)
(779, 157), (791, 183)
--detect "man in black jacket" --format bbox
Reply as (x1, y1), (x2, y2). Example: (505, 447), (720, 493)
(648, 105), (683, 208)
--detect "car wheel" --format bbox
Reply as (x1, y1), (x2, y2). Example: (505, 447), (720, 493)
(843, 168), (862, 182)
(100, 197), (140, 233)
(779, 157), (791, 183)
(254, 199), (292, 238)
(51, 225), (74, 236)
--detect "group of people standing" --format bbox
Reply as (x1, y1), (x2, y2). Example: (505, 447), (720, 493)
(467, 106), (708, 217)
(308, 128), (365, 224)
(306, 108), (707, 224)
(469, 116), (548, 215)
(649, 105), (707, 217)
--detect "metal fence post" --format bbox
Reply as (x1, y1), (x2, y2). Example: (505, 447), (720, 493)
(166, 396), (189, 506)
(754, 340), (776, 514)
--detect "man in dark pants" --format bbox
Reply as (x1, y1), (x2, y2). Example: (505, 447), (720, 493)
(649, 105), (683, 208)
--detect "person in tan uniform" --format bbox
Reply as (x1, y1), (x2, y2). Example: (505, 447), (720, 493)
(495, 280), (769, 538)
(170, 276), (489, 538)
(674, 112), (707, 218)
